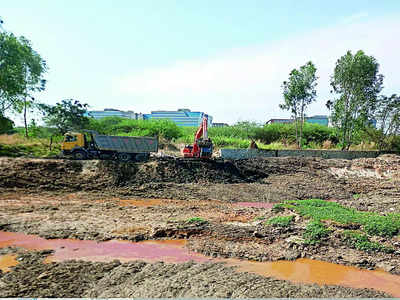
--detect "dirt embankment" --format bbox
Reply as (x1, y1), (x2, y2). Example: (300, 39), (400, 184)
(1, 155), (399, 203)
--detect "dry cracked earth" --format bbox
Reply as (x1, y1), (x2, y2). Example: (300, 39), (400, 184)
(0, 155), (399, 297)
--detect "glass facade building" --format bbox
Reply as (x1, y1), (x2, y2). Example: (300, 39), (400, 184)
(143, 109), (213, 127)
(86, 109), (143, 120)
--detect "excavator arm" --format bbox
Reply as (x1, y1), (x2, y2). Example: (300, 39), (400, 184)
(182, 114), (213, 158)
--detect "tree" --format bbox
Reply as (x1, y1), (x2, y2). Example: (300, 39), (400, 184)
(280, 61), (318, 148)
(0, 30), (47, 137)
(40, 99), (90, 135)
(327, 50), (383, 150)
(367, 94), (400, 150)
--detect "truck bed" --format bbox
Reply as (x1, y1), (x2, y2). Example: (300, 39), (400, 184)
(93, 135), (158, 153)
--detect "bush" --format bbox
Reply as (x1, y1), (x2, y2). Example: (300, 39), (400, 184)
(254, 123), (337, 146)
(0, 116), (14, 134)
(88, 118), (183, 141)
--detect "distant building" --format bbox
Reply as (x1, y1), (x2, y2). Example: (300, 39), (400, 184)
(305, 115), (329, 126)
(266, 118), (293, 124)
(143, 109), (213, 127)
(87, 109), (143, 120)
(266, 115), (329, 126)
(212, 123), (229, 127)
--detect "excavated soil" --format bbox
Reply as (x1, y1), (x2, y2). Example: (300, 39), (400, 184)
(0, 249), (389, 298)
(0, 155), (399, 297)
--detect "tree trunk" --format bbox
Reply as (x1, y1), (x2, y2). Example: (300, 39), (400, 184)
(49, 135), (53, 151)
(24, 97), (28, 138)
(294, 116), (299, 148)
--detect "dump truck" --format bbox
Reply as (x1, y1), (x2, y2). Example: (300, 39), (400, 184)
(61, 131), (158, 161)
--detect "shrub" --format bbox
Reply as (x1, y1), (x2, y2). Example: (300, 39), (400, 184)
(0, 116), (14, 134)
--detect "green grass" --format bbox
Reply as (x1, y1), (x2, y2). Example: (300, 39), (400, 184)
(353, 194), (361, 200)
(342, 230), (394, 253)
(274, 199), (400, 238)
(267, 215), (294, 227)
(303, 220), (330, 245)
(186, 217), (208, 225)
(0, 134), (61, 157)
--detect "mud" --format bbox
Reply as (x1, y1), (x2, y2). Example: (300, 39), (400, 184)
(0, 155), (399, 297)
(0, 249), (390, 298)
(0, 254), (18, 272)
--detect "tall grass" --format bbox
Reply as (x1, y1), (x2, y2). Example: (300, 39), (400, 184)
(0, 134), (61, 157)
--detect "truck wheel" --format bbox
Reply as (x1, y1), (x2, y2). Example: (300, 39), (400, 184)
(135, 153), (149, 162)
(73, 150), (87, 160)
(118, 153), (131, 162)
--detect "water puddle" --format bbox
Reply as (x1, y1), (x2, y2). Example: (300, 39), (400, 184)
(0, 254), (19, 272)
(235, 202), (274, 209)
(118, 199), (164, 207)
(228, 258), (400, 297)
(0, 231), (211, 264)
(1, 230), (400, 296)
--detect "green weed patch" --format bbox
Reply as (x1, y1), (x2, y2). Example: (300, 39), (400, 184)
(186, 217), (208, 225)
(267, 215), (294, 227)
(274, 199), (400, 238)
(303, 220), (330, 244)
(342, 231), (394, 253)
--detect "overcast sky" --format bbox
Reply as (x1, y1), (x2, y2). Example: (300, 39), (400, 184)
(2, 0), (400, 124)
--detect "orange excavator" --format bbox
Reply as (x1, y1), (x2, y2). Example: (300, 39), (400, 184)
(182, 114), (213, 158)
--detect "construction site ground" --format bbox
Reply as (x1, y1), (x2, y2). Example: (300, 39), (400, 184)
(0, 155), (400, 297)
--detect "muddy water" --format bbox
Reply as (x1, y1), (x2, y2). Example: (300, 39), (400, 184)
(235, 202), (274, 209)
(0, 254), (19, 272)
(118, 199), (164, 207)
(0, 231), (211, 264)
(1, 230), (400, 296)
(229, 258), (400, 297)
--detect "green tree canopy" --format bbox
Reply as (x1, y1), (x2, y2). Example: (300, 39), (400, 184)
(0, 31), (47, 116)
(327, 50), (383, 150)
(40, 99), (90, 135)
(280, 61), (318, 148)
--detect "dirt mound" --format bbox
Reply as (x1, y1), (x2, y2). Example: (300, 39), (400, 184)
(0, 157), (271, 192)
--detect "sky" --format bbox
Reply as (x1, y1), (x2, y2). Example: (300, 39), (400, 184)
(2, 0), (400, 124)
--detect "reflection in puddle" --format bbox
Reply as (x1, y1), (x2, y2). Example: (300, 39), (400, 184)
(235, 202), (274, 209)
(0, 254), (19, 272)
(228, 258), (400, 297)
(0, 231), (210, 264)
(1, 231), (400, 296)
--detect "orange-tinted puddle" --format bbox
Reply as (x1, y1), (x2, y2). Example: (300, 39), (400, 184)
(0, 231), (211, 264)
(235, 202), (274, 209)
(0, 254), (19, 272)
(1, 231), (400, 297)
(228, 258), (400, 297)
(118, 199), (164, 207)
